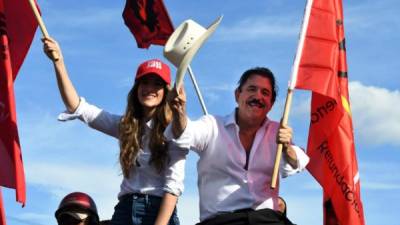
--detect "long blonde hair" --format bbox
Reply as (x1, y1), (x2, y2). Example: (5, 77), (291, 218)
(119, 79), (172, 177)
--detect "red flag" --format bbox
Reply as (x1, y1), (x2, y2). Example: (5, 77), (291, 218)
(293, 0), (365, 224)
(0, 189), (5, 225)
(122, 0), (174, 48)
(0, 0), (39, 206)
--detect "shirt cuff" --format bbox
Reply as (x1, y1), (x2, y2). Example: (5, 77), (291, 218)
(57, 97), (86, 121)
(280, 145), (309, 178)
(164, 117), (192, 149)
(163, 187), (182, 197)
(293, 145), (310, 171)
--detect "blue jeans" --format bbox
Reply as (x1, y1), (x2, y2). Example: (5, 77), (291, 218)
(110, 193), (180, 225)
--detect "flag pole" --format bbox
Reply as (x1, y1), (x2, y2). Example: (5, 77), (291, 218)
(270, 0), (314, 189)
(27, 0), (59, 61)
(187, 65), (208, 115)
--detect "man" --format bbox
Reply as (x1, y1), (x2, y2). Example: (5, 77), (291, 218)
(168, 67), (309, 225)
(55, 192), (100, 225)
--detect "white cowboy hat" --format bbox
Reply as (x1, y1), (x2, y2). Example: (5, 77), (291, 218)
(164, 16), (223, 88)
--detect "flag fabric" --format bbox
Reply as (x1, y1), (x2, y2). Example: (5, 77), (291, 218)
(0, 0), (39, 206)
(293, 0), (365, 224)
(123, 0), (174, 48)
(3, 0), (39, 81)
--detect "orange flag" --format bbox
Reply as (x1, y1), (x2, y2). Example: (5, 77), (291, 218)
(293, 0), (365, 224)
(0, 0), (38, 208)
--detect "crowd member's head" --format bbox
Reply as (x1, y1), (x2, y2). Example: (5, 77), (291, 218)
(55, 192), (99, 225)
(119, 59), (172, 177)
(235, 67), (277, 124)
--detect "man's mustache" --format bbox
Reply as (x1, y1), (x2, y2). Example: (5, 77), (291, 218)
(246, 98), (266, 108)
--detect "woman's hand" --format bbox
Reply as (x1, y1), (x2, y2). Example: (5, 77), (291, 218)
(168, 85), (187, 138)
(42, 36), (62, 62)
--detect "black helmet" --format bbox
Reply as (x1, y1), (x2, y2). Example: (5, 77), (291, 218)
(55, 192), (99, 225)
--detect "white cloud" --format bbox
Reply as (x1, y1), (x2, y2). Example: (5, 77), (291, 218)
(16, 108), (121, 220)
(26, 162), (120, 219)
(215, 16), (299, 42)
(9, 213), (51, 225)
(350, 81), (400, 146)
(358, 161), (400, 191)
(286, 82), (400, 147)
(362, 182), (400, 191)
(18, 109), (119, 160)
(345, 0), (399, 34)
(204, 91), (221, 104)
(200, 83), (236, 105)
(359, 161), (399, 172)
(17, 212), (50, 221)
(203, 84), (236, 92)
(26, 162), (120, 195)
(46, 6), (121, 30)
(284, 195), (322, 224)
(289, 91), (311, 120)
(39, 3), (126, 48)
(177, 194), (200, 225)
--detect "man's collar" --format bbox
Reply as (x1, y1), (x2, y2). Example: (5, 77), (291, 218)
(224, 109), (237, 126)
(224, 108), (270, 128)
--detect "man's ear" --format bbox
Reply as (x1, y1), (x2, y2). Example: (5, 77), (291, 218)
(234, 88), (240, 103)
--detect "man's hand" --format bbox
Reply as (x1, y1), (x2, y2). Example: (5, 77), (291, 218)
(167, 85), (187, 138)
(277, 124), (293, 148)
(277, 124), (298, 168)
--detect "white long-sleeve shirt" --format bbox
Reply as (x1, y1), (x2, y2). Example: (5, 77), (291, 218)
(59, 97), (188, 198)
(165, 110), (309, 221)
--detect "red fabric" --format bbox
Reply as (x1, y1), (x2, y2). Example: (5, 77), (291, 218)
(123, 0), (174, 49)
(0, 0), (38, 206)
(3, 0), (39, 81)
(294, 0), (365, 224)
(0, 188), (5, 225)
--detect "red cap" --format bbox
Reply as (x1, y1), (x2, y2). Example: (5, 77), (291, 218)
(135, 59), (171, 85)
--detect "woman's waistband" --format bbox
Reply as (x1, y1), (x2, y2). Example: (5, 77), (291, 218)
(118, 192), (163, 201)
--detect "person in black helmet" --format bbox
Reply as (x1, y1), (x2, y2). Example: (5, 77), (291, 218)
(55, 192), (100, 225)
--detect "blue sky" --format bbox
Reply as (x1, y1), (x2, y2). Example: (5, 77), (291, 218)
(2, 0), (400, 224)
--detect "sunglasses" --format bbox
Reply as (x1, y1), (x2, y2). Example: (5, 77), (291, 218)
(58, 214), (87, 225)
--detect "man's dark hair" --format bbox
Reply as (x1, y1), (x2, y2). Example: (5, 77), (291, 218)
(236, 67), (278, 104)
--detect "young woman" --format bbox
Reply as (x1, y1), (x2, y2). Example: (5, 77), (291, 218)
(43, 37), (186, 225)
